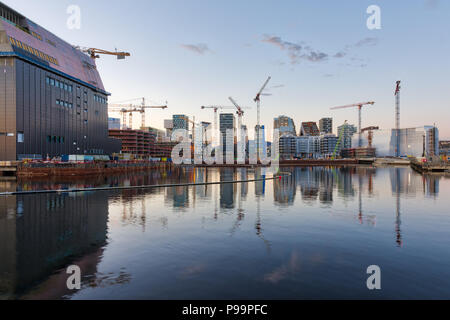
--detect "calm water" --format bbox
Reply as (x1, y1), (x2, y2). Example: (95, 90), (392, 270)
(1, 166), (449, 299)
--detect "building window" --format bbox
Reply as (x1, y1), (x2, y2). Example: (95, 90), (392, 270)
(17, 132), (24, 143)
(47, 135), (51, 143)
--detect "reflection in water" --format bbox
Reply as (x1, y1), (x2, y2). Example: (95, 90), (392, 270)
(0, 192), (108, 299)
(0, 166), (448, 299)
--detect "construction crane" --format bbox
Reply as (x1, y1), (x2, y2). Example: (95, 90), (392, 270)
(228, 97), (247, 163)
(254, 76), (271, 157)
(228, 97), (245, 131)
(77, 47), (131, 60)
(330, 101), (375, 148)
(394, 81), (401, 157)
(200, 105), (251, 147)
(361, 126), (379, 148)
(108, 97), (167, 129)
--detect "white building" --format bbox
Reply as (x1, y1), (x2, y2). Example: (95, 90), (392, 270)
(389, 126), (439, 157)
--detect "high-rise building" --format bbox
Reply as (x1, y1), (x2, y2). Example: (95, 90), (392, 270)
(0, 3), (120, 160)
(337, 123), (357, 149)
(220, 113), (235, 158)
(320, 134), (338, 157)
(274, 115), (296, 136)
(319, 117), (333, 134)
(389, 126), (439, 158)
(300, 122), (320, 136)
(279, 135), (297, 159)
(172, 115), (189, 131)
(424, 126), (439, 157)
(296, 136), (320, 159)
(164, 119), (173, 138)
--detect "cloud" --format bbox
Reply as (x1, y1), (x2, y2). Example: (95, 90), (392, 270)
(262, 35), (328, 64)
(262, 35), (377, 67)
(333, 51), (346, 58)
(264, 251), (300, 283)
(354, 37), (379, 47)
(180, 43), (211, 55)
(425, 0), (439, 8)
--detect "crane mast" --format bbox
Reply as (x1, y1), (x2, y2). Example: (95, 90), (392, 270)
(395, 81), (401, 157)
(201, 105), (251, 149)
(229, 97), (246, 163)
(254, 76), (271, 160)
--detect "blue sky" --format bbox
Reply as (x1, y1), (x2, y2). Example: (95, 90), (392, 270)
(5, 0), (450, 138)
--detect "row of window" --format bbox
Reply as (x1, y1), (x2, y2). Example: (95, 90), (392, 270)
(9, 36), (59, 65)
(94, 94), (107, 104)
(56, 99), (73, 108)
(47, 135), (65, 143)
(46, 76), (73, 92)
(31, 30), (42, 41)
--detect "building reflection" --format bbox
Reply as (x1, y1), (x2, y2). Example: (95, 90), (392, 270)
(220, 168), (236, 209)
(0, 192), (108, 299)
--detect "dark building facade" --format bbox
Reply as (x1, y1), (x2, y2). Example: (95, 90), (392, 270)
(0, 3), (120, 160)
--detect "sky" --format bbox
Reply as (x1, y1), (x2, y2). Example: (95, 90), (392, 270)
(4, 0), (450, 139)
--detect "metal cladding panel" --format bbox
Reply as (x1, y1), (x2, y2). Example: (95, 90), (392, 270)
(0, 57), (16, 160)
(1, 19), (105, 92)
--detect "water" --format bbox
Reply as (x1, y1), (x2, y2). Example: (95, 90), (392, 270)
(1, 166), (449, 299)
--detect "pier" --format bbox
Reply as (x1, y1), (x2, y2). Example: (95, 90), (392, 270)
(410, 159), (449, 173)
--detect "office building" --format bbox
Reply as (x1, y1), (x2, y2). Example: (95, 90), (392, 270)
(172, 114), (189, 131)
(319, 117), (333, 134)
(274, 115), (296, 136)
(0, 2), (120, 160)
(320, 134), (338, 157)
(220, 113), (235, 158)
(337, 123), (357, 149)
(279, 135), (296, 160)
(389, 126), (439, 158)
(296, 136), (320, 159)
(300, 122), (320, 136)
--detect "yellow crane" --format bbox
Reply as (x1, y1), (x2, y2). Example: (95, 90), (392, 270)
(77, 47), (131, 60)
(108, 98), (167, 129)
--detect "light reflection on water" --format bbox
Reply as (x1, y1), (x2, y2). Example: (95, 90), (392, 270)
(0, 166), (449, 299)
